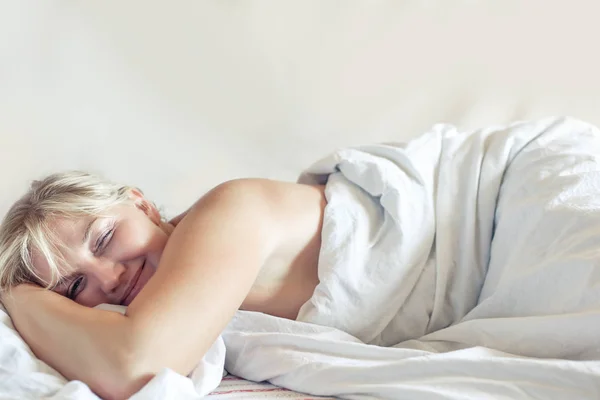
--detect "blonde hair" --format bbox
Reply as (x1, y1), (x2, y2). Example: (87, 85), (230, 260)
(0, 171), (137, 292)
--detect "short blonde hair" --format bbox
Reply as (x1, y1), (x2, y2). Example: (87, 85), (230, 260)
(0, 171), (137, 292)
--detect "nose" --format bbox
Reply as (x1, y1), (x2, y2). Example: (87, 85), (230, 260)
(90, 259), (126, 294)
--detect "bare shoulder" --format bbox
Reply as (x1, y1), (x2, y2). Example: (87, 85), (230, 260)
(202, 178), (324, 205)
(170, 179), (326, 230)
(192, 179), (326, 319)
(187, 178), (326, 229)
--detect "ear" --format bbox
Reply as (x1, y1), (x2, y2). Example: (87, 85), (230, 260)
(130, 188), (162, 225)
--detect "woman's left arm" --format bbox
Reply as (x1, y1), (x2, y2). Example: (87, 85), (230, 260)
(2, 285), (137, 399)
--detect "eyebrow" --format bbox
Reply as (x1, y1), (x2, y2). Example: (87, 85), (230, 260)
(82, 217), (98, 245)
(51, 271), (79, 292)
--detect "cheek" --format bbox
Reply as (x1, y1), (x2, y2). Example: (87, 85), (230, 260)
(135, 258), (156, 291)
(111, 221), (169, 267)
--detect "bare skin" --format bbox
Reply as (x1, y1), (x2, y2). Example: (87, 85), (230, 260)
(169, 186), (323, 320)
(2, 179), (326, 400)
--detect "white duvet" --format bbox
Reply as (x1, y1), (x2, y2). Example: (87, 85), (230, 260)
(2, 117), (600, 399)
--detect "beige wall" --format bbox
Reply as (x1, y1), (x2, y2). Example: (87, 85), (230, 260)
(1, 1), (599, 217)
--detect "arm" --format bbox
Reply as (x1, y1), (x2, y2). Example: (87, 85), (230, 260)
(3, 179), (325, 400)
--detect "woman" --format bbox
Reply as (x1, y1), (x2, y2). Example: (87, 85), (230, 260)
(0, 172), (327, 400)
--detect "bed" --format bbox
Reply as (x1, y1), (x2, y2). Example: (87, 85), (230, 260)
(205, 376), (333, 399)
(1, 1), (600, 399)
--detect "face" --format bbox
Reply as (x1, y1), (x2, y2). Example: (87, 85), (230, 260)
(32, 196), (171, 308)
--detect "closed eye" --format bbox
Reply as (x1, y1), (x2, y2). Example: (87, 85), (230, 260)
(67, 276), (86, 300)
(95, 225), (115, 254)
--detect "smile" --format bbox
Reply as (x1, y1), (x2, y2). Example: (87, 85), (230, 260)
(121, 260), (145, 306)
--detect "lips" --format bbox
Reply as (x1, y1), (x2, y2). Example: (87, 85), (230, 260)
(121, 261), (145, 306)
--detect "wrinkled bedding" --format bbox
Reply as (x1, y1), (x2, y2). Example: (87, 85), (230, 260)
(223, 117), (600, 399)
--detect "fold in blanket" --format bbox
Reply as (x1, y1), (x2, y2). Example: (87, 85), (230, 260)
(223, 117), (600, 398)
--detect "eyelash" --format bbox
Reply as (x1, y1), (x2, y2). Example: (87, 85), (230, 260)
(95, 225), (115, 254)
(68, 276), (85, 300)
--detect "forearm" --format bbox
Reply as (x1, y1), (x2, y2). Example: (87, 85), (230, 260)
(4, 285), (144, 399)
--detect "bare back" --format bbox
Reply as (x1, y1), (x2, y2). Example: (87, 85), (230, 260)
(171, 182), (326, 320)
